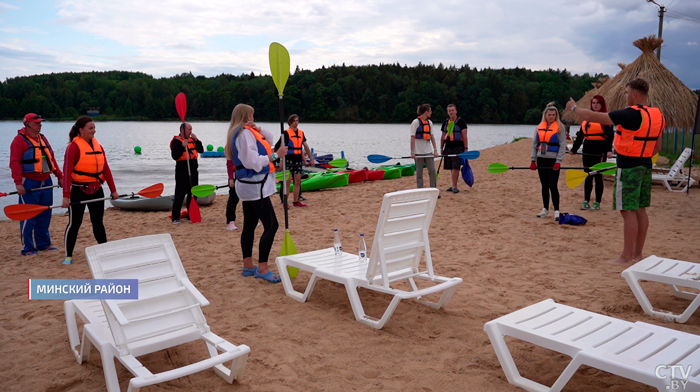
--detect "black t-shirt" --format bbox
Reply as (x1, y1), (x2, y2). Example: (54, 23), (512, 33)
(440, 117), (468, 150)
(608, 108), (653, 169)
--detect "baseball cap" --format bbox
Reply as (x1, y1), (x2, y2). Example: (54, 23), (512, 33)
(23, 113), (45, 124)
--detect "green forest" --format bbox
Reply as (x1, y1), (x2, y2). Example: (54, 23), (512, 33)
(0, 64), (609, 124)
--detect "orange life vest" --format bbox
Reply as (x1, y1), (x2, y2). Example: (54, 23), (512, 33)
(19, 132), (56, 174)
(284, 128), (304, 155)
(415, 117), (431, 140)
(231, 125), (276, 178)
(581, 121), (607, 141)
(537, 121), (561, 153)
(614, 105), (665, 158)
(171, 136), (199, 161)
(71, 136), (105, 183)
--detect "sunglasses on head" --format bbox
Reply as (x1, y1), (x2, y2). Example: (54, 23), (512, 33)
(30, 115), (43, 120)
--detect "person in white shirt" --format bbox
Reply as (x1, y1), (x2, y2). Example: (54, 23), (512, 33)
(410, 104), (439, 188)
(224, 104), (288, 283)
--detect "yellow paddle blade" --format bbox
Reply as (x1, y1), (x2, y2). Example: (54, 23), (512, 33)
(566, 169), (590, 189)
(280, 229), (299, 279)
(269, 42), (290, 96)
(652, 153), (659, 165)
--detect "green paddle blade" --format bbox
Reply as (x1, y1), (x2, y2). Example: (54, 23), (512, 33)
(280, 229), (299, 279)
(589, 162), (617, 175)
(269, 42), (290, 96)
(191, 184), (216, 198)
(327, 158), (347, 167)
(487, 163), (511, 174)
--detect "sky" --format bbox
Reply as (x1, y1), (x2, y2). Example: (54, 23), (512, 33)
(1, 0), (699, 89)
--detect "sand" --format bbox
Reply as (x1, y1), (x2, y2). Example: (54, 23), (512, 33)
(1, 139), (699, 392)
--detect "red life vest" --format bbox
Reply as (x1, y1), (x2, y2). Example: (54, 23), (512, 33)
(536, 121), (561, 153)
(581, 121), (607, 141)
(415, 117), (431, 140)
(284, 128), (304, 155)
(171, 136), (199, 161)
(71, 136), (105, 183)
(614, 105), (665, 158)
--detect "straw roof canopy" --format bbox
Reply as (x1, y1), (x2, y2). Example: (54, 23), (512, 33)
(566, 36), (698, 129)
(562, 76), (609, 123)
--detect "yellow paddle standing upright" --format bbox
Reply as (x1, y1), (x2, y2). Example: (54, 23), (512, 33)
(269, 42), (300, 278)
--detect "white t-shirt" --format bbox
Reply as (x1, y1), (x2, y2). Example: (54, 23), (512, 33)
(233, 126), (278, 201)
(410, 118), (434, 155)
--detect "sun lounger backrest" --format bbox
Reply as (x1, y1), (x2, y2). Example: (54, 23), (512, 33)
(366, 188), (439, 287)
(85, 234), (209, 357)
(667, 148), (692, 177)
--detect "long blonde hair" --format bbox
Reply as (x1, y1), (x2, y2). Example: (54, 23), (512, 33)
(539, 102), (566, 141)
(225, 104), (255, 160)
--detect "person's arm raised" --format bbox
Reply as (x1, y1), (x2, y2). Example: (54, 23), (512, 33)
(566, 98), (614, 125)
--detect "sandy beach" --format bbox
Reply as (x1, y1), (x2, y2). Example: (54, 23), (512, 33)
(1, 138), (699, 392)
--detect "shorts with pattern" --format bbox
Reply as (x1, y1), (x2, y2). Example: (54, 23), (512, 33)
(284, 156), (304, 174)
(613, 166), (651, 210)
(443, 146), (464, 170)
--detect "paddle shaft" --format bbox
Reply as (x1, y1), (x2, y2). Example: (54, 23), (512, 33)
(279, 96), (289, 229)
(3, 184), (59, 196)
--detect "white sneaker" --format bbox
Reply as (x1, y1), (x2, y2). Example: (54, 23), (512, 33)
(536, 208), (549, 218)
(554, 210), (560, 221)
(172, 220), (181, 225)
(227, 222), (238, 231)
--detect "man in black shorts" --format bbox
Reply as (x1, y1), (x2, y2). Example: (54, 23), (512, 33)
(276, 114), (313, 208)
(440, 104), (468, 193)
(566, 78), (664, 265)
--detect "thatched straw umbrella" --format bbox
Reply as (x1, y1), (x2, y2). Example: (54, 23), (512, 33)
(569, 36), (698, 129)
(562, 76), (610, 123)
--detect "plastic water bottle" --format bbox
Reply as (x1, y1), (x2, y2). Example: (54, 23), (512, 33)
(358, 233), (367, 262)
(333, 229), (342, 255)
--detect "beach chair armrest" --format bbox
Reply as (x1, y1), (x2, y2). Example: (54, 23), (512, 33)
(105, 300), (130, 326)
(180, 278), (210, 307)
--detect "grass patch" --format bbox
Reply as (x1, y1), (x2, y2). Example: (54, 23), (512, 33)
(511, 137), (528, 143)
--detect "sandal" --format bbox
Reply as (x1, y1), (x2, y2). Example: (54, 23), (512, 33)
(254, 269), (281, 283)
(241, 266), (258, 277)
(40, 246), (59, 251)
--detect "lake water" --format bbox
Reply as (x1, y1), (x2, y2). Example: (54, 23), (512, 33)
(0, 121), (537, 220)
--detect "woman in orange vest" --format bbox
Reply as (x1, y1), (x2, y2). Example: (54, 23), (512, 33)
(530, 102), (567, 220)
(569, 95), (614, 210)
(61, 116), (119, 265)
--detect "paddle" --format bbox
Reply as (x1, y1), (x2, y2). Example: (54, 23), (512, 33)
(0, 184), (59, 197)
(327, 158), (348, 168)
(191, 184), (228, 198)
(488, 162), (616, 174)
(4, 183), (164, 221)
(367, 150), (480, 164)
(566, 165), (618, 189)
(175, 92), (201, 223)
(270, 42), (299, 278)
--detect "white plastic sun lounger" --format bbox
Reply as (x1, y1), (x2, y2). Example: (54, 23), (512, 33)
(275, 188), (462, 329)
(64, 234), (250, 392)
(652, 148), (696, 192)
(484, 299), (700, 392)
(622, 255), (700, 323)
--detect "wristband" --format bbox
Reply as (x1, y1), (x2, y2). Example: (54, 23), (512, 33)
(271, 153), (277, 161)
(571, 105), (577, 112)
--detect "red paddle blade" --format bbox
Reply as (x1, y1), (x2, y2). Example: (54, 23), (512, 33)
(175, 93), (187, 122)
(4, 204), (50, 221)
(138, 183), (164, 198)
(189, 197), (201, 223)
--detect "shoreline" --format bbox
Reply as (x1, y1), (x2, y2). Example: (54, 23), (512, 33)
(1, 139), (699, 392)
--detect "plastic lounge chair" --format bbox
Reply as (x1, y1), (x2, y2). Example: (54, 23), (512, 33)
(621, 255), (700, 323)
(652, 148), (696, 192)
(64, 233), (250, 392)
(484, 298), (700, 392)
(275, 188), (462, 329)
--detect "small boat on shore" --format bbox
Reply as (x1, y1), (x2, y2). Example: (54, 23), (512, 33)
(110, 193), (215, 211)
(200, 151), (225, 158)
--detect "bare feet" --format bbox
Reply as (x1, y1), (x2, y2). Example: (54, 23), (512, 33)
(608, 256), (635, 266)
(631, 254), (644, 262)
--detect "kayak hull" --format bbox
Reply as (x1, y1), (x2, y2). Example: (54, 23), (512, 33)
(366, 170), (385, 181)
(110, 194), (215, 211)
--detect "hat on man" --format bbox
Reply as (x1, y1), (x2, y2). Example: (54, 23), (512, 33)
(23, 113), (44, 125)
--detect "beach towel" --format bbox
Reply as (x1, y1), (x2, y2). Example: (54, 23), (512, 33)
(558, 213), (587, 226)
(461, 159), (474, 187)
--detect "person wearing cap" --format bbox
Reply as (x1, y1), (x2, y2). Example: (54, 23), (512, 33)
(9, 113), (64, 256)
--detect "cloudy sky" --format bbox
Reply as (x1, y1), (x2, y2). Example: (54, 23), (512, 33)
(1, 0), (698, 88)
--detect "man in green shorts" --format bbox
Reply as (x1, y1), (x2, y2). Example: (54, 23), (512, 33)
(566, 78), (664, 265)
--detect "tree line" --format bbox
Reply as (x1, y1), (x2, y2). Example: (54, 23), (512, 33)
(0, 64), (609, 124)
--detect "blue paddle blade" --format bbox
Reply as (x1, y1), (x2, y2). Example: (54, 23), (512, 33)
(458, 150), (480, 160)
(367, 154), (392, 164)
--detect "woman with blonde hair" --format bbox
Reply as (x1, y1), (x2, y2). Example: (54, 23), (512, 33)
(225, 104), (287, 283)
(530, 102), (567, 220)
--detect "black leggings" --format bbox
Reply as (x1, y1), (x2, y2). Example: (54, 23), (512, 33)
(64, 186), (107, 257)
(583, 154), (607, 203)
(537, 157), (560, 211)
(241, 197), (279, 263)
(226, 186), (240, 223)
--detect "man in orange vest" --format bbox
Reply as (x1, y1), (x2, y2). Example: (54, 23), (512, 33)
(567, 78), (664, 265)
(170, 122), (203, 223)
(9, 113), (64, 255)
